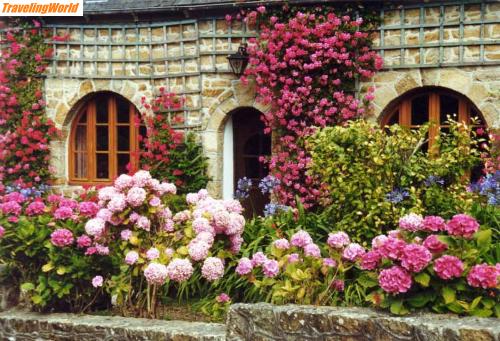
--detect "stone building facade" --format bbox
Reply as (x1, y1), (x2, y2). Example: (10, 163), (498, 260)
(43, 0), (500, 197)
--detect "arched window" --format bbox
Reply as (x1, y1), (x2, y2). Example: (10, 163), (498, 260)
(381, 88), (486, 151)
(69, 93), (142, 184)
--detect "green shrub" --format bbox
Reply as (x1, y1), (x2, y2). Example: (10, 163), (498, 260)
(307, 120), (480, 244)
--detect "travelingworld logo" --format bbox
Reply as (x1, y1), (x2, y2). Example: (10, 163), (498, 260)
(1, 0), (82, 16)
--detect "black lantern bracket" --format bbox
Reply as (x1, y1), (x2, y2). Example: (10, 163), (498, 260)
(227, 43), (249, 77)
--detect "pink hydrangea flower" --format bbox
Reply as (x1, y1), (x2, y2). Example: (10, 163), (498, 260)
(85, 218), (106, 236)
(287, 253), (300, 263)
(186, 193), (199, 205)
(25, 201), (46, 216)
(126, 187), (147, 207)
(229, 234), (243, 254)
(136, 216), (151, 231)
(201, 257), (225, 281)
(146, 247), (160, 260)
(173, 210), (191, 223)
(192, 217), (213, 235)
(132, 170), (152, 187)
(226, 213), (245, 235)
(95, 244), (109, 255)
(114, 174), (134, 190)
(467, 264), (498, 289)
(262, 259), (279, 278)
(251, 251), (268, 267)
(360, 250), (382, 270)
(162, 219), (175, 232)
(129, 212), (140, 222)
(273, 238), (290, 250)
(378, 237), (406, 260)
(92, 275), (103, 288)
(125, 250), (139, 265)
(224, 199), (243, 214)
(323, 258), (336, 268)
(216, 293), (230, 303)
(333, 279), (345, 292)
(156, 182), (177, 195)
(327, 231), (350, 248)
(50, 228), (74, 247)
(236, 257), (253, 275)
(144, 262), (168, 285)
(188, 241), (210, 261)
(195, 232), (215, 245)
(422, 216), (446, 232)
(107, 194), (127, 212)
(0, 226), (4, 239)
(433, 255), (464, 280)
(290, 230), (313, 248)
(399, 213), (424, 232)
(423, 235), (448, 253)
(400, 244), (432, 272)
(149, 196), (161, 207)
(166, 258), (193, 282)
(378, 266), (412, 294)
(371, 235), (388, 249)
(54, 206), (73, 220)
(121, 229), (133, 241)
(342, 243), (366, 261)
(304, 243), (321, 258)
(76, 235), (92, 248)
(79, 201), (99, 217)
(98, 186), (119, 201)
(446, 214), (480, 239)
(96, 208), (112, 222)
(165, 248), (174, 257)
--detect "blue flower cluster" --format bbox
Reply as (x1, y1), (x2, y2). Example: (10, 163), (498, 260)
(424, 175), (445, 187)
(235, 177), (253, 200)
(4, 184), (50, 198)
(263, 203), (291, 217)
(385, 188), (409, 204)
(471, 171), (500, 206)
(258, 175), (280, 194)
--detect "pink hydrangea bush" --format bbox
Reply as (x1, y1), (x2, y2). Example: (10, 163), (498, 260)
(88, 171), (245, 318)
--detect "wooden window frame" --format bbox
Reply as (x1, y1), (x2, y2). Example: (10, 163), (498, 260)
(69, 95), (140, 185)
(381, 89), (486, 151)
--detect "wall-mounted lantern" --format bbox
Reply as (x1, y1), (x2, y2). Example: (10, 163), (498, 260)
(227, 43), (249, 77)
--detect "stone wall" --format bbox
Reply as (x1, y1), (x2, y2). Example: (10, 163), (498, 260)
(44, 1), (500, 197)
(1, 304), (499, 341)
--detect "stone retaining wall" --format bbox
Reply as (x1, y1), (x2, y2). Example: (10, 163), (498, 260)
(0, 304), (499, 341)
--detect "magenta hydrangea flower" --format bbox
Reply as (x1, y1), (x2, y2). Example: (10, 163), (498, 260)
(166, 258), (193, 282)
(304, 243), (321, 258)
(290, 230), (313, 248)
(360, 250), (382, 270)
(287, 253), (300, 263)
(467, 264), (498, 289)
(201, 257), (225, 281)
(327, 231), (350, 248)
(433, 255), (464, 280)
(146, 247), (160, 260)
(446, 214), (480, 239)
(0, 201), (22, 216)
(0, 226), (4, 239)
(54, 206), (73, 220)
(371, 235), (388, 249)
(76, 235), (92, 248)
(262, 259), (279, 278)
(126, 187), (147, 207)
(215, 293), (231, 303)
(50, 228), (74, 247)
(378, 266), (412, 294)
(79, 201), (99, 217)
(323, 258), (337, 268)
(342, 243), (366, 261)
(251, 251), (268, 267)
(120, 229), (133, 241)
(273, 238), (290, 250)
(125, 250), (139, 265)
(144, 262), (168, 285)
(398, 213), (424, 232)
(422, 216), (446, 232)
(85, 218), (106, 237)
(423, 235), (448, 253)
(235, 257), (253, 275)
(377, 237), (406, 260)
(333, 279), (345, 292)
(92, 275), (103, 288)
(25, 201), (46, 216)
(400, 244), (432, 273)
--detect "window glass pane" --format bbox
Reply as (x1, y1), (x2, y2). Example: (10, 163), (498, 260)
(96, 126), (109, 151)
(261, 135), (271, 155)
(139, 125), (147, 150)
(117, 126), (130, 151)
(440, 95), (459, 124)
(117, 154), (130, 175)
(75, 126), (86, 151)
(470, 107), (483, 125)
(244, 134), (260, 155)
(74, 152), (87, 178)
(96, 154), (109, 179)
(245, 157), (262, 179)
(116, 97), (130, 123)
(411, 95), (429, 125)
(388, 110), (400, 125)
(96, 96), (108, 123)
(78, 112), (87, 123)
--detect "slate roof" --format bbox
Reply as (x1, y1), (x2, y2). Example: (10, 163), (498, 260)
(82, 0), (361, 15)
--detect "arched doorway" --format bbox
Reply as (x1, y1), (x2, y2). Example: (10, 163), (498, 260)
(224, 107), (271, 217)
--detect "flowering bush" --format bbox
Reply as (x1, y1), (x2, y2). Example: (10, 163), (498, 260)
(87, 171), (244, 317)
(0, 19), (59, 192)
(229, 6), (382, 208)
(363, 213), (499, 316)
(137, 89), (209, 193)
(0, 189), (113, 312)
(307, 120), (481, 242)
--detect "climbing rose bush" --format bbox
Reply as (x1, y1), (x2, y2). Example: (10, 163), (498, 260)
(237, 7), (382, 207)
(88, 170), (245, 318)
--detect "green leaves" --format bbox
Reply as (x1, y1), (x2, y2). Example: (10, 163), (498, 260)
(414, 272), (430, 287)
(442, 287), (456, 304)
